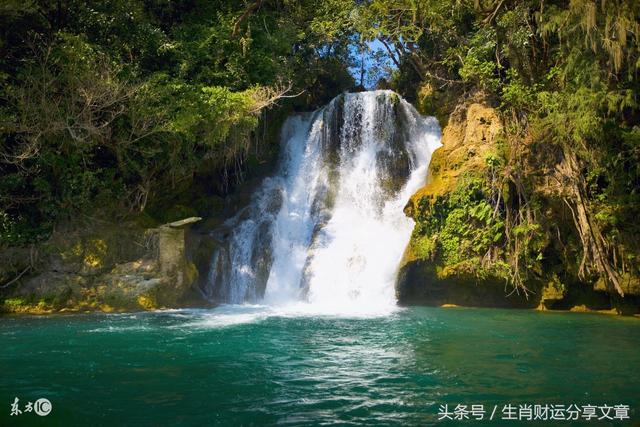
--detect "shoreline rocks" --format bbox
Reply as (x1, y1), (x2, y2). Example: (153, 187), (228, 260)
(0, 217), (205, 314)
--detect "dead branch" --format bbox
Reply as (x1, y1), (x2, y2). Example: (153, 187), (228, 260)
(379, 39), (401, 68)
(483, 0), (505, 25)
(249, 81), (304, 113)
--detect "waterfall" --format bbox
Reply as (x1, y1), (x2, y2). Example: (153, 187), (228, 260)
(205, 91), (441, 314)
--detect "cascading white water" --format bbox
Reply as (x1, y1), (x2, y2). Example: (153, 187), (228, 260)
(206, 90), (441, 315)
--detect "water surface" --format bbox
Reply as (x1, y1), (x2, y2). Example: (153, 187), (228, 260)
(1, 306), (638, 425)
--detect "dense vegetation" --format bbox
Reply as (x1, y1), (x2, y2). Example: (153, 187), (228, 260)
(370, 0), (640, 300)
(0, 0), (355, 244)
(2, 0), (639, 303)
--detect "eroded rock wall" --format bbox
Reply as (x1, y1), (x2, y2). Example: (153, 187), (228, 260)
(0, 218), (203, 314)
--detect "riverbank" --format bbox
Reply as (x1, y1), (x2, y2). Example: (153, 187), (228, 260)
(4, 300), (640, 318)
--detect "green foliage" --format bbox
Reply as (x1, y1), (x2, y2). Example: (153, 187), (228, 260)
(458, 27), (500, 91)
(500, 70), (538, 111)
(412, 234), (436, 260)
(0, 0), (355, 245)
(412, 176), (510, 279)
(1, 0), (638, 293)
(368, 0), (639, 292)
(2, 297), (27, 308)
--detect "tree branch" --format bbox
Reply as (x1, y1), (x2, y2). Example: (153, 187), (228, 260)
(232, 0), (264, 37)
(380, 39), (401, 68)
(0, 266), (31, 289)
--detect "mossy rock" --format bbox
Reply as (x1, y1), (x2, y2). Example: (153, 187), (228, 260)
(406, 102), (504, 218)
(0, 217), (205, 314)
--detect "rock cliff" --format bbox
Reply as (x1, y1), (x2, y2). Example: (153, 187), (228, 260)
(0, 218), (202, 314)
(398, 97), (640, 315)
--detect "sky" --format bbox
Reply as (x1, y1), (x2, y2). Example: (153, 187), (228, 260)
(348, 39), (397, 89)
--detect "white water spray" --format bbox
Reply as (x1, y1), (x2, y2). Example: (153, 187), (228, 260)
(206, 91), (441, 315)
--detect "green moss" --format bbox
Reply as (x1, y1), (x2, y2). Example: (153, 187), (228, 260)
(412, 235), (436, 260)
(388, 92), (400, 106)
(3, 297), (27, 308)
(137, 295), (157, 310)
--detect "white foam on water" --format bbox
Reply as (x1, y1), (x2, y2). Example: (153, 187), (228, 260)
(175, 304), (271, 329)
(170, 303), (404, 331)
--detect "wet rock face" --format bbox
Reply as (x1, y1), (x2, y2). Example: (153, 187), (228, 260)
(194, 180), (283, 304)
(0, 218), (203, 314)
(404, 102), (504, 218)
(396, 259), (539, 308)
(376, 99), (413, 197)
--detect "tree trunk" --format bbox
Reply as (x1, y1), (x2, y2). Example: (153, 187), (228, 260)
(559, 147), (624, 296)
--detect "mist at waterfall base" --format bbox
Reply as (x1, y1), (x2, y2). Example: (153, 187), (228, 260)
(204, 91), (440, 316)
